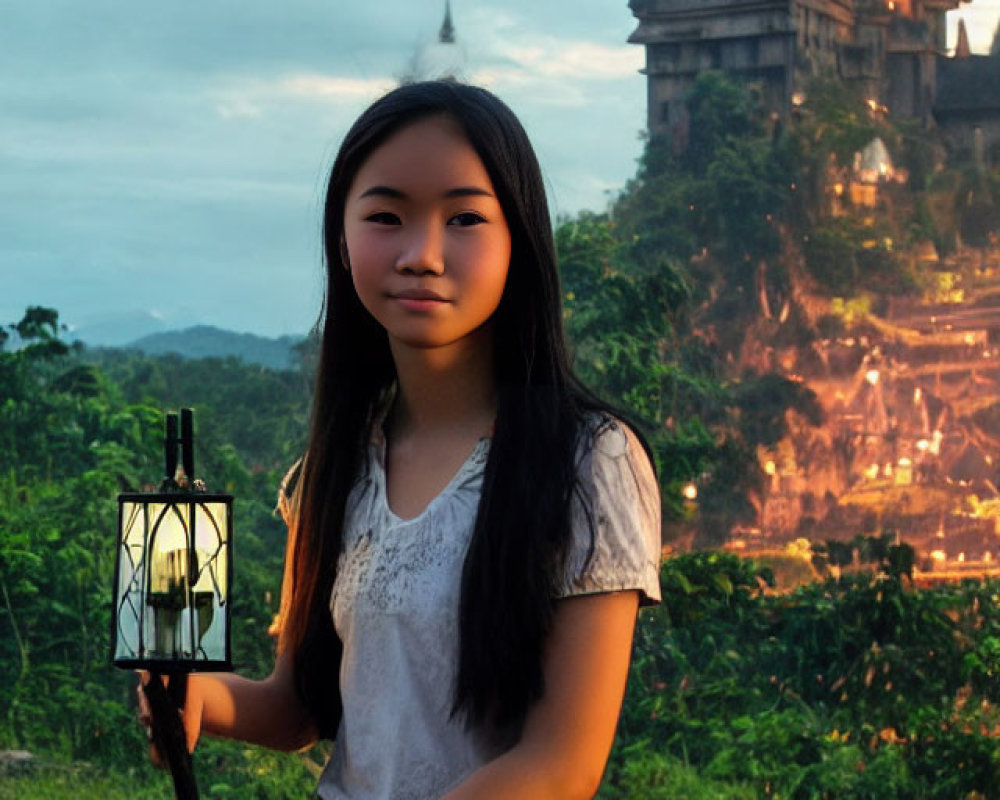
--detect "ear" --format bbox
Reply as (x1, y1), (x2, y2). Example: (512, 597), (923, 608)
(339, 237), (351, 272)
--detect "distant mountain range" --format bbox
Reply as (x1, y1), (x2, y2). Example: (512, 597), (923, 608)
(67, 310), (176, 348)
(122, 325), (305, 371)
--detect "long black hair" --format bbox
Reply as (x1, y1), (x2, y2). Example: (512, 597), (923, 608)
(280, 80), (640, 736)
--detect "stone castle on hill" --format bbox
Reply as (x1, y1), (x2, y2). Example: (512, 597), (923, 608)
(627, 2), (1000, 572)
(628, 0), (1000, 163)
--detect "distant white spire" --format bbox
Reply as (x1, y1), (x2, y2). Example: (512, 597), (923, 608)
(439, 0), (455, 44)
(399, 0), (466, 83)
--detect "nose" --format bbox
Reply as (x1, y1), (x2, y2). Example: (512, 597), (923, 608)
(396, 220), (444, 275)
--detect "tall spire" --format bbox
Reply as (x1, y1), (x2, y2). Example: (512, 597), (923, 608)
(399, 0), (464, 84)
(955, 17), (971, 59)
(439, 0), (456, 44)
(438, 0), (455, 44)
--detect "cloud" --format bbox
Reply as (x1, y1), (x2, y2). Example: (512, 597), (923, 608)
(280, 74), (395, 100)
(456, 3), (642, 107)
(470, 39), (642, 107)
(1, 0), (651, 339)
(215, 96), (265, 120)
(205, 73), (394, 121)
(500, 40), (643, 80)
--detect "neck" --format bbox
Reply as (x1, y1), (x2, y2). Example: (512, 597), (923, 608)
(388, 331), (497, 438)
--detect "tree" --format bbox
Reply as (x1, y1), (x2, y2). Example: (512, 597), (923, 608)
(0, 307), (309, 774)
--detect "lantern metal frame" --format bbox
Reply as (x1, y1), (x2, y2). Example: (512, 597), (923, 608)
(111, 490), (233, 672)
(110, 408), (232, 800)
(110, 408), (234, 673)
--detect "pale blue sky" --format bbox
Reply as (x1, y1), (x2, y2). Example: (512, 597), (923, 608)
(2, 1), (997, 343)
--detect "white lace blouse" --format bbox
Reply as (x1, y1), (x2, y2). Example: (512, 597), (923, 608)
(295, 417), (661, 800)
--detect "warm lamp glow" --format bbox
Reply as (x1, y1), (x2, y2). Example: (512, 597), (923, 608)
(682, 482), (698, 501)
(114, 496), (231, 666)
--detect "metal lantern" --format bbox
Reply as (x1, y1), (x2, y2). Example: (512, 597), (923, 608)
(111, 409), (233, 671)
(111, 408), (232, 800)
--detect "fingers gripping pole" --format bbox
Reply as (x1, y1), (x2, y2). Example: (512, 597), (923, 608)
(144, 672), (199, 800)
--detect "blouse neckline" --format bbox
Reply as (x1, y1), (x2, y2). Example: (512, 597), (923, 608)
(372, 432), (491, 526)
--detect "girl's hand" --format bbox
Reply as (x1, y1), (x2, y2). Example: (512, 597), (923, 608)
(136, 671), (204, 766)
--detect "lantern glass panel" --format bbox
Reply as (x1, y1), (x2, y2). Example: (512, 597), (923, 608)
(113, 494), (231, 669)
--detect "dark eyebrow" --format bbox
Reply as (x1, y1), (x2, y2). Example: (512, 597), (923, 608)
(357, 185), (495, 200)
(358, 185), (405, 199)
(444, 187), (494, 199)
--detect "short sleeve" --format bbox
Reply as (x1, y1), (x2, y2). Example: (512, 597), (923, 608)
(556, 418), (662, 606)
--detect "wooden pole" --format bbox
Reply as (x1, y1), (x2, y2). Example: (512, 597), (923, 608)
(143, 673), (199, 800)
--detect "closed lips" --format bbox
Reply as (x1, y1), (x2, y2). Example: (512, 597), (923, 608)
(391, 289), (449, 301)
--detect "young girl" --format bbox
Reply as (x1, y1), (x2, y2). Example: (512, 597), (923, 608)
(141, 80), (661, 799)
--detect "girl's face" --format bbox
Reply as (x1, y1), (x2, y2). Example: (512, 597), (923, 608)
(342, 116), (511, 354)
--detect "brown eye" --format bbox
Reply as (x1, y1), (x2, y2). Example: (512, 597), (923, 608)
(448, 212), (486, 227)
(366, 212), (401, 225)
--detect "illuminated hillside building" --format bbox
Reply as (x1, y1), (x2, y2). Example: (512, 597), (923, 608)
(628, 0), (967, 144)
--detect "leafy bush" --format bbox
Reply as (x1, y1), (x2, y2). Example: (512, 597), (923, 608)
(601, 553), (1000, 797)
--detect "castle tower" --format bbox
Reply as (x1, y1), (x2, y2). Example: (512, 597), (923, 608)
(628, 0), (855, 141)
(627, 0), (963, 141)
(886, 0), (964, 125)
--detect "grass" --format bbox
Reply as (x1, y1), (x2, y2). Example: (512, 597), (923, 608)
(0, 765), (172, 800)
